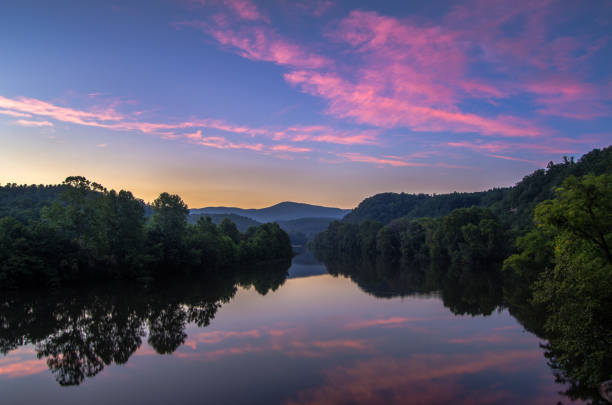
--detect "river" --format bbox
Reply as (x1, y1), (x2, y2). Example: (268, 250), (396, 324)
(0, 250), (584, 404)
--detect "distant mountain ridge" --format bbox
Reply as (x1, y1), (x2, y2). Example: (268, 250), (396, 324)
(191, 201), (350, 223)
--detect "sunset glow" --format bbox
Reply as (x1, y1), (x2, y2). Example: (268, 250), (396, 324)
(1, 0), (610, 207)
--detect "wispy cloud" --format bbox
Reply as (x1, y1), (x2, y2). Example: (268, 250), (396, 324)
(271, 144), (312, 153)
(338, 152), (429, 168)
(0, 94), (384, 156)
(178, 18), (331, 69)
(15, 119), (54, 127)
(345, 317), (425, 330)
(0, 109), (32, 118)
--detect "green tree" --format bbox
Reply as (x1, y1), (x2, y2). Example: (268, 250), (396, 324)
(219, 217), (241, 244)
(529, 174), (612, 395)
(535, 174), (612, 264)
(151, 192), (189, 239)
(148, 193), (190, 270)
(430, 207), (507, 274)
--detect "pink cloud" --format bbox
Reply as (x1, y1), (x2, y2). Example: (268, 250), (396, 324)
(338, 152), (429, 168)
(276, 125), (381, 145)
(345, 317), (425, 330)
(202, 337), (371, 361)
(204, 344), (266, 360)
(175, 325), (372, 361)
(185, 129), (203, 140)
(190, 1), (610, 142)
(0, 359), (47, 378)
(199, 135), (264, 151)
(0, 95), (122, 125)
(188, 329), (262, 345)
(0, 94), (374, 157)
(486, 154), (542, 165)
(271, 144), (312, 153)
(445, 140), (575, 155)
(284, 70), (543, 137)
(285, 351), (545, 405)
(523, 77), (611, 119)
(182, 19), (330, 69)
(14, 119), (53, 127)
(0, 109), (32, 118)
(283, 339), (372, 358)
(222, 0), (268, 22)
(0, 349), (48, 379)
(191, 0), (268, 22)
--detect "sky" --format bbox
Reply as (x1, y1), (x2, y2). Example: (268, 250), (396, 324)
(1, 0), (611, 208)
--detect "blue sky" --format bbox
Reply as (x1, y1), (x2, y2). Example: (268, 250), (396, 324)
(1, 0), (610, 207)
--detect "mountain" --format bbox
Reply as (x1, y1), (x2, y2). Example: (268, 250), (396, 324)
(191, 201), (350, 223)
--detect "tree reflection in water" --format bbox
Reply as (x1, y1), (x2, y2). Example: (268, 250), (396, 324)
(0, 259), (290, 386)
(1, 253), (610, 404)
(326, 257), (504, 317)
(328, 256), (611, 404)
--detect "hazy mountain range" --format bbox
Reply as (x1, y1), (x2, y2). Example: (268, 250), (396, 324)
(190, 201), (350, 223)
(190, 202), (350, 243)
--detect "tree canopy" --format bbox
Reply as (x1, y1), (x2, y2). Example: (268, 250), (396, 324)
(0, 177), (294, 288)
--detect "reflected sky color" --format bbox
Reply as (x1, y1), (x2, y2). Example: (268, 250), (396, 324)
(0, 261), (584, 404)
(1, 1), (611, 207)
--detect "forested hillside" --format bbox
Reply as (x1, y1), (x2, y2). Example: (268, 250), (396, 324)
(0, 184), (64, 222)
(337, 146), (612, 232)
(0, 177), (293, 289)
(342, 190), (499, 225)
(313, 146), (612, 266)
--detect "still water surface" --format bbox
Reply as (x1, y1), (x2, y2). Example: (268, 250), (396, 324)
(0, 251), (581, 404)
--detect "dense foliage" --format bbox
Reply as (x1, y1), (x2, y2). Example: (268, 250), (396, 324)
(342, 191), (492, 225)
(313, 147), (612, 268)
(188, 213), (336, 245)
(188, 213), (260, 231)
(311, 146), (612, 401)
(0, 183), (64, 222)
(506, 173), (612, 399)
(0, 176), (293, 288)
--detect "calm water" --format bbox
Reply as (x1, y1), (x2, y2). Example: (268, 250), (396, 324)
(0, 251), (583, 404)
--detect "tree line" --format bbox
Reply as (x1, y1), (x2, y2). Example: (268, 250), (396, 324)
(0, 176), (293, 288)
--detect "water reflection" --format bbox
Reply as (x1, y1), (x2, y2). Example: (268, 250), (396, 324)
(326, 258), (503, 316)
(287, 247), (328, 279)
(0, 260), (289, 386)
(0, 252), (607, 404)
